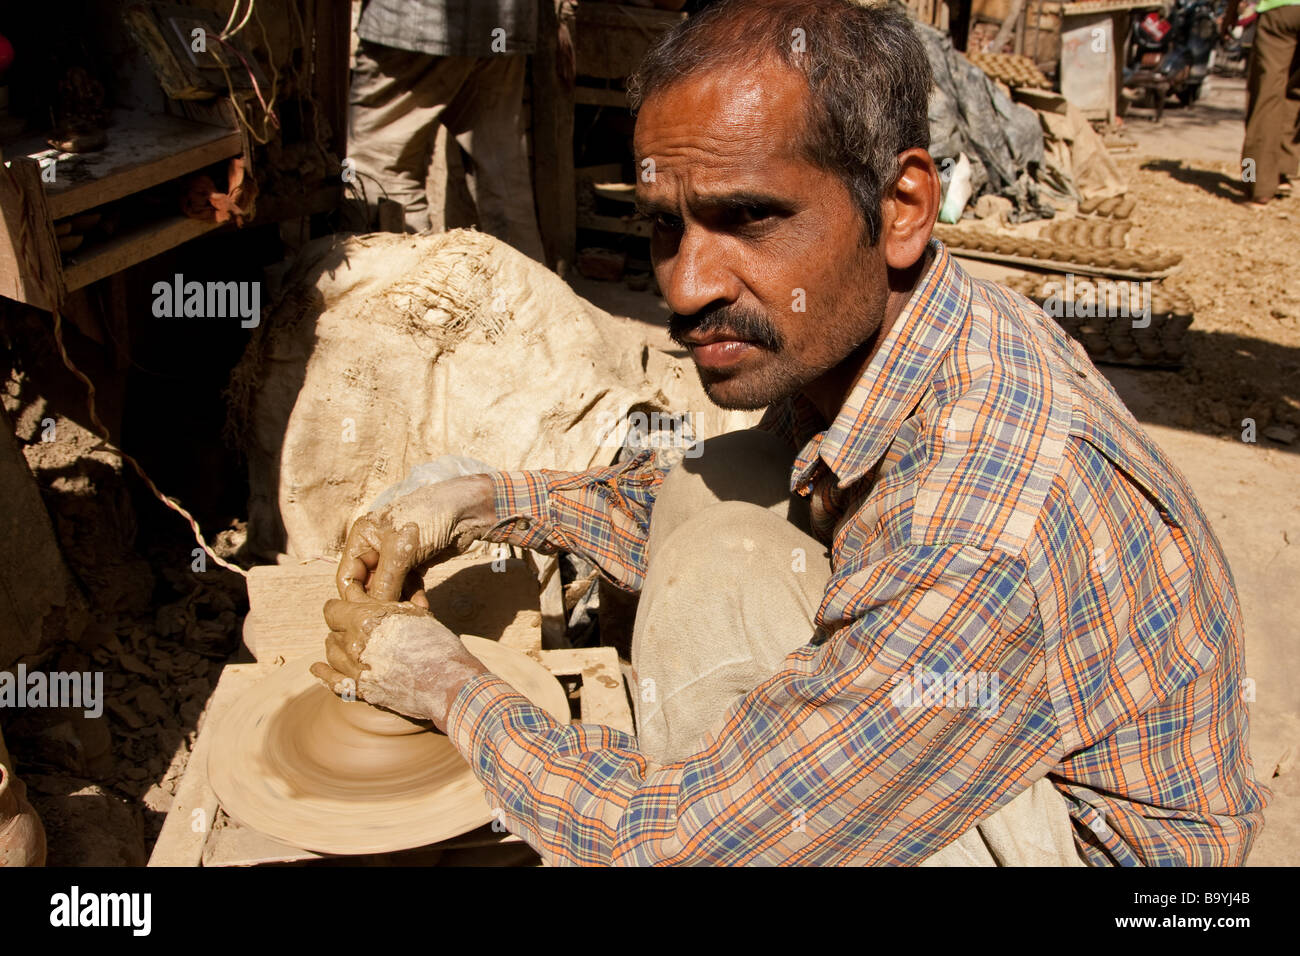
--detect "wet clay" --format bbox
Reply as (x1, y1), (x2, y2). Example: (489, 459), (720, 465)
(207, 635), (569, 854)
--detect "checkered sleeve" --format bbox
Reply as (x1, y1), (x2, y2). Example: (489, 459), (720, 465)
(446, 542), (1063, 865)
(481, 450), (672, 592)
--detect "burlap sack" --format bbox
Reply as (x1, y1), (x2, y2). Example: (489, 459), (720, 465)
(229, 229), (756, 559)
(1015, 88), (1127, 203)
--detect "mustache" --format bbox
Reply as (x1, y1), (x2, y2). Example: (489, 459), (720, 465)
(668, 305), (784, 352)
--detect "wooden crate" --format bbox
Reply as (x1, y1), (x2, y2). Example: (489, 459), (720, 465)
(573, 4), (685, 80)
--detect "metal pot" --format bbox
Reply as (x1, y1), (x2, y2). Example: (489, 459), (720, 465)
(0, 726), (46, 867)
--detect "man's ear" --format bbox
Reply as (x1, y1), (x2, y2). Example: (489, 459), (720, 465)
(882, 149), (940, 271)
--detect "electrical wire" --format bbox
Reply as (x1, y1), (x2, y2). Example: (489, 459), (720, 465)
(221, 0), (256, 40)
(1, 163), (248, 578)
(220, 0), (243, 37)
(207, 34), (279, 143)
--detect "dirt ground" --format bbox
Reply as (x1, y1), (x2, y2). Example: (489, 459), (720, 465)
(1114, 76), (1300, 866)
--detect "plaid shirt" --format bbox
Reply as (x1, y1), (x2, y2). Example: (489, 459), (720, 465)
(451, 239), (1268, 866)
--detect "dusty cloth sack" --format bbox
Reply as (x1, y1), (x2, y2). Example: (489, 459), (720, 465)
(229, 229), (754, 559)
(919, 22), (1051, 221)
(1015, 88), (1127, 204)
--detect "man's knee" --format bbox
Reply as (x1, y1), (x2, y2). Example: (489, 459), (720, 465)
(663, 428), (795, 506)
(651, 429), (807, 555)
(650, 500), (826, 601)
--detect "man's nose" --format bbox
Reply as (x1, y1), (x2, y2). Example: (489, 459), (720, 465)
(659, 227), (739, 318)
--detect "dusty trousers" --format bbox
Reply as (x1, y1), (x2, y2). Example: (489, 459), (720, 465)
(1243, 4), (1300, 201)
(629, 429), (1084, 866)
(348, 40), (545, 259)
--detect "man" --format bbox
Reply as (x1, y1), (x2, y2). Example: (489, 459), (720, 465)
(1224, 0), (1300, 204)
(313, 0), (1267, 865)
(348, 0), (546, 256)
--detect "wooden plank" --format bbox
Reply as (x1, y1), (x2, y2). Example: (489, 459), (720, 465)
(577, 211), (651, 238)
(950, 248), (1174, 280)
(531, 0), (577, 275)
(310, 0), (352, 162)
(62, 216), (225, 293)
(147, 662), (274, 866)
(203, 823), (324, 867)
(0, 157), (65, 310)
(538, 646), (634, 734)
(242, 551), (544, 663)
(3, 110), (243, 220)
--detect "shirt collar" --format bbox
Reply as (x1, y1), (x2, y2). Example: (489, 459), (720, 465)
(790, 238), (973, 492)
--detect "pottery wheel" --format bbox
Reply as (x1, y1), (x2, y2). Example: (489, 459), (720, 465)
(207, 636), (569, 854)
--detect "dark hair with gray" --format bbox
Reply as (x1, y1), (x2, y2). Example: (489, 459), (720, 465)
(628, 0), (932, 246)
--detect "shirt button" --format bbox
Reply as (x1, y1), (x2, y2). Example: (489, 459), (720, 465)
(515, 518), (532, 531)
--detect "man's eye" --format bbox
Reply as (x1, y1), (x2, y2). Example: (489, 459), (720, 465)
(653, 213), (684, 232)
(736, 205), (772, 225)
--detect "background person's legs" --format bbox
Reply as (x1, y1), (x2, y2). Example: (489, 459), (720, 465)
(424, 124), (480, 235)
(1284, 20), (1300, 185)
(631, 429), (1084, 864)
(442, 55), (546, 262)
(1242, 6), (1300, 201)
(348, 42), (476, 232)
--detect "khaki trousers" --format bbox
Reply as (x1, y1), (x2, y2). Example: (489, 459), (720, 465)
(348, 40), (545, 259)
(630, 429), (1085, 866)
(1243, 5), (1300, 201)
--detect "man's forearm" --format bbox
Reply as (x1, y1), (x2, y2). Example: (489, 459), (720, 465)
(480, 451), (672, 592)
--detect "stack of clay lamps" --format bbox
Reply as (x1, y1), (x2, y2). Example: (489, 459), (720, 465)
(966, 52), (1051, 90)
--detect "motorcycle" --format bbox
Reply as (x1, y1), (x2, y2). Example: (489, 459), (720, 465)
(1124, 0), (1221, 115)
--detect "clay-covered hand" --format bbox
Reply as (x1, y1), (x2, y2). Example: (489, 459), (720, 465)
(336, 474), (498, 604)
(309, 599), (488, 729)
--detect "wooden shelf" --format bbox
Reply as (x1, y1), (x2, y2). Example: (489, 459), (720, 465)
(0, 109), (244, 309)
(578, 210), (651, 238)
(62, 215), (226, 293)
(7, 109), (243, 220)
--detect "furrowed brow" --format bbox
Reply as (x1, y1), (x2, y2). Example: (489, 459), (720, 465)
(634, 197), (678, 218)
(693, 190), (792, 213)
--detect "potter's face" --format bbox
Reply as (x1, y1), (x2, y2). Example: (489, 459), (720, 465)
(634, 63), (890, 410)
